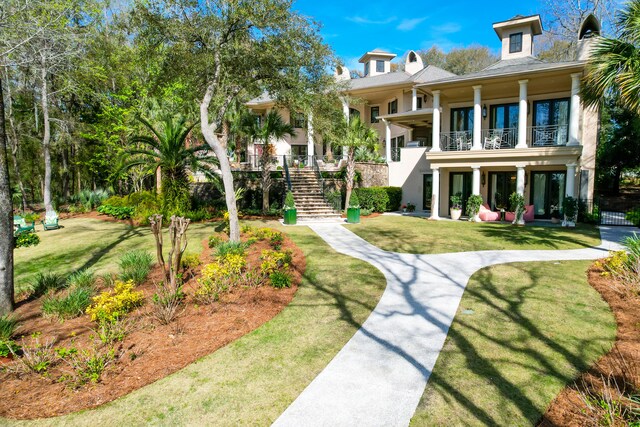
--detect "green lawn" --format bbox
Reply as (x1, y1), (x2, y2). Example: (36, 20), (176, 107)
(348, 215), (601, 254)
(410, 261), (616, 426)
(6, 218), (386, 426)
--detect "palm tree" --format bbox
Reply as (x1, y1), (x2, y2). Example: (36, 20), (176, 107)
(583, 1), (640, 114)
(341, 115), (379, 210)
(123, 116), (218, 215)
(249, 110), (295, 213)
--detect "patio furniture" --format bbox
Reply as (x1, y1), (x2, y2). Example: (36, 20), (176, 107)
(478, 204), (500, 222)
(14, 217), (35, 233)
(505, 205), (535, 223)
(41, 212), (60, 231)
(454, 132), (472, 151)
(483, 130), (503, 149)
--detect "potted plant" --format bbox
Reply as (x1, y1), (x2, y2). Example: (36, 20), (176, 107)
(550, 206), (561, 224)
(450, 193), (462, 220)
(466, 195), (483, 222)
(347, 192), (361, 224)
(562, 196), (578, 228)
(283, 191), (297, 225)
(406, 201), (416, 212)
(401, 204), (407, 213)
(509, 192), (526, 226)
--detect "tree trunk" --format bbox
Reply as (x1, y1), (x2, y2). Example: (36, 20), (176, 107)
(200, 87), (240, 242)
(3, 69), (27, 212)
(344, 147), (355, 211)
(40, 55), (54, 215)
(261, 145), (272, 213)
(61, 146), (69, 200)
(0, 78), (15, 316)
(155, 166), (162, 194)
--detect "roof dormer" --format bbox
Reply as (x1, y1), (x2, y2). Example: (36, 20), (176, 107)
(404, 50), (424, 75)
(358, 49), (396, 77)
(493, 14), (543, 60)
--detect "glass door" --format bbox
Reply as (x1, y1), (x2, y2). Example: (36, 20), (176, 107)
(530, 171), (566, 218)
(488, 172), (517, 210)
(449, 172), (472, 213)
(423, 174), (433, 211)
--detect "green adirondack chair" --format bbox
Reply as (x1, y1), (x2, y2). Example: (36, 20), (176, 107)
(41, 212), (60, 231)
(14, 216), (35, 234)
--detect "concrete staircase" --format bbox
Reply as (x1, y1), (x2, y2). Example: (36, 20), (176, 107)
(287, 169), (341, 221)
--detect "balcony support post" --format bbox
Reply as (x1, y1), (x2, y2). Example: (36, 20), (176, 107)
(566, 163), (577, 198)
(383, 118), (392, 163)
(412, 88), (418, 111)
(472, 166), (481, 196)
(516, 166), (525, 196)
(307, 112), (314, 165)
(569, 73), (581, 146)
(517, 80), (528, 148)
(472, 85), (482, 150)
(431, 90), (441, 152)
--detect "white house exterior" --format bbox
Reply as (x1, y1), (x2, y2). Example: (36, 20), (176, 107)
(246, 13), (602, 220)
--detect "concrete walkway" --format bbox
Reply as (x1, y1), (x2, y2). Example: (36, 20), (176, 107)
(273, 225), (637, 427)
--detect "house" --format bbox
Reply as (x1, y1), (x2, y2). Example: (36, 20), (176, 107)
(246, 13), (601, 220)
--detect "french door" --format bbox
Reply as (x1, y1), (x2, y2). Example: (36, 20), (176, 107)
(423, 174), (433, 211)
(488, 172), (516, 210)
(449, 172), (472, 213)
(530, 171), (566, 218)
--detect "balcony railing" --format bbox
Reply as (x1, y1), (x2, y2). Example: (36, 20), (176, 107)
(438, 125), (568, 151)
(529, 124), (568, 147)
(440, 130), (472, 151)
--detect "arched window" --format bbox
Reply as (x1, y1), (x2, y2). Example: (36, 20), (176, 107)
(408, 52), (417, 63)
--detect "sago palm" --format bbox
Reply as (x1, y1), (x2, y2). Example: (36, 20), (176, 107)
(583, 1), (640, 114)
(124, 116), (218, 215)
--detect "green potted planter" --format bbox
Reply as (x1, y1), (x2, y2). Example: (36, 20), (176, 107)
(347, 192), (361, 224)
(283, 190), (297, 225)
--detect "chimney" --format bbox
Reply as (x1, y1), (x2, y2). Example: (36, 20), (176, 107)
(405, 50), (424, 75)
(577, 14), (601, 61)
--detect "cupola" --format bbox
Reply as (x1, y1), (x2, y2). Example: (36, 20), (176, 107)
(493, 14), (543, 60)
(358, 49), (396, 77)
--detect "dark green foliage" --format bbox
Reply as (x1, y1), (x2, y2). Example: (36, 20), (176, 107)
(284, 191), (295, 209)
(349, 191), (360, 208)
(626, 207), (640, 226)
(118, 250), (153, 285)
(42, 286), (94, 320)
(30, 273), (66, 298)
(66, 270), (96, 289)
(563, 196), (578, 219)
(0, 340), (20, 357)
(70, 189), (110, 211)
(269, 232), (284, 250)
(381, 187), (402, 211)
(353, 187), (388, 212)
(208, 234), (223, 248)
(0, 315), (18, 342)
(466, 195), (483, 217)
(215, 241), (246, 258)
(97, 204), (134, 220)
(184, 207), (215, 222)
(15, 231), (40, 248)
(161, 175), (191, 216)
(269, 271), (292, 289)
(23, 213), (40, 223)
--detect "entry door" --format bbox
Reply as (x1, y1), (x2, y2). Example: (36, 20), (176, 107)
(449, 172), (472, 213)
(488, 172), (517, 210)
(531, 172), (566, 218)
(423, 174), (433, 211)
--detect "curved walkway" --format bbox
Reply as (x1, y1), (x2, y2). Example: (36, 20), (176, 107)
(273, 225), (636, 427)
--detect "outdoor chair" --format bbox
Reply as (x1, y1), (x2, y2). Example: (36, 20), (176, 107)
(454, 132), (472, 151)
(41, 212), (60, 231)
(14, 217), (35, 234)
(483, 130), (503, 149)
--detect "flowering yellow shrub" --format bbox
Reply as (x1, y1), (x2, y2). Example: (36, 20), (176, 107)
(598, 251), (629, 277)
(260, 250), (289, 275)
(86, 280), (144, 322)
(196, 253), (247, 304)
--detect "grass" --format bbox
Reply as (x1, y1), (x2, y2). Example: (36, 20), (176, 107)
(347, 215), (602, 254)
(41, 286), (95, 320)
(118, 250), (154, 284)
(410, 260), (616, 426)
(5, 219), (386, 426)
(0, 315), (18, 342)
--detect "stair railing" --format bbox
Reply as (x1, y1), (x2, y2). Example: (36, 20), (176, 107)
(283, 154), (292, 192)
(312, 155), (341, 213)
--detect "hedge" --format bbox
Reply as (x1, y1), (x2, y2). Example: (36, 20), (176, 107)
(381, 187), (402, 211)
(352, 186), (402, 212)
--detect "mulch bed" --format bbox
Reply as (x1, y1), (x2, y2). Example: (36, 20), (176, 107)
(539, 262), (640, 425)
(0, 231), (304, 420)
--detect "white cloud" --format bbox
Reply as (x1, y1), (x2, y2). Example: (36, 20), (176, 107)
(397, 17), (427, 31)
(431, 22), (462, 34)
(346, 16), (397, 25)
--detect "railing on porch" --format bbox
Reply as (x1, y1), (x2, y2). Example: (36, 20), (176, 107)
(440, 130), (473, 151)
(528, 124), (569, 147)
(481, 128), (517, 149)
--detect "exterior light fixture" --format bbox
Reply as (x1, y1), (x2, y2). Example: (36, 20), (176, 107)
(482, 104), (487, 118)
(481, 172), (486, 186)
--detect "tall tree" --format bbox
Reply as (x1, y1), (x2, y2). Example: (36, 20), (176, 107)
(340, 115), (378, 210)
(583, 0), (640, 115)
(140, 0), (336, 242)
(417, 45), (497, 75)
(0, 76), (13, 316)
(249, 110), (294, 213)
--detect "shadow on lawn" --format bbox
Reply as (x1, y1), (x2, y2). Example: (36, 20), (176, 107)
(476, 223), (600, 250)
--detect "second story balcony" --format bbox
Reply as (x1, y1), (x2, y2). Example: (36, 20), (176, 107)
(438, 124), (569, 151)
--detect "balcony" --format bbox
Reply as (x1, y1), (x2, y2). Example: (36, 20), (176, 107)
(438, 125), (568, 151)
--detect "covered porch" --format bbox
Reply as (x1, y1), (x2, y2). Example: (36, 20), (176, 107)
(379, 108), (434, 161)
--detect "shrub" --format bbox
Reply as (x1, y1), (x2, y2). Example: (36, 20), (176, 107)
(42, 286), (94, 320)
(23, 212), (40, 223)
(208, 234), (223, 248)
(152, 282), (185, 325)
(360, 208), (372, 216)
(195, 253), (247, 304)
(0, 340), (20, 357)
(15, 231), (40, 248)
(349, 191), (360, 208)
(562, 196), (578, 221)
(95, 318), (128, 344)
(66, 270), (96, 289)
(269, 231), (284, 249)
(181, 253), (201, 270)
(466, 194), (483, 218)
(450, 194), (462, 210)
(97, 204), (134, 220)
(0, 315), (18, 342)
(86, 280), (144, 323)
(626, 207), (640, 227)
(215, 241), (246, 258)
(118, 250), (153, 285)
(16, 333), (56, 375)
(71, 189), (109, 211)
(354, 187), (389, 212)
(284, 191), (296, 210)
(29, 272), (66, 298)
(260, 250), (290, 275)
(381, 187), (402, 211)
(269, 271), (292, 288)
(63, 345), (115, 387)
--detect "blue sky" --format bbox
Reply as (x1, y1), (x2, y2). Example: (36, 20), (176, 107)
(293, 0), (544, 70)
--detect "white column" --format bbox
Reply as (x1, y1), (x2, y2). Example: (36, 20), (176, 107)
(407, 128), (413, 142)
(472, 166), (481, 196)
(431, 90), (441, 152)
(341, 98), (349, 121)
(412, 88), (418, 111)
(472, 85), (482, 150)
(516, 166), (525, 196)
(517, 80), (528, 148)
(430, 167), (440, 220)
(383, 119), (391, 162)
(569, 73), (581, 145)
(307, 112), (314, 164)
(566, 163), (577, 198)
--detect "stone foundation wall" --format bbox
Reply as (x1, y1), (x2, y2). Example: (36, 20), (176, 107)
(355, 162), (389, 188)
